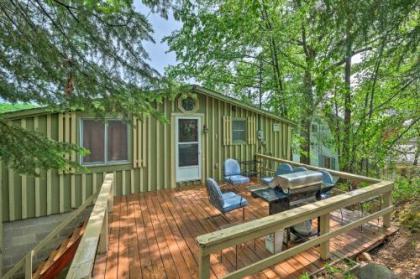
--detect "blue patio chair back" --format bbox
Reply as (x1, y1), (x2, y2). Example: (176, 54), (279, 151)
(275, 163), (294, 175)
(293, 166), (308, 173)
(224, 158), (241, 177)
(205, 178), (224, 211)
(319, 170), (338, 197)
(205, 177), (248, 218)
(320, 170), (335, 186)
(261, 163), (294, 185)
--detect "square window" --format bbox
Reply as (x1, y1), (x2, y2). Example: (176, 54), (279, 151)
(232, 119), (246, 143)
(81, 119), (129, 165)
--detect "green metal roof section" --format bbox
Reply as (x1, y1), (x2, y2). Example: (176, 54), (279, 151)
(0, 106), (54, 119)
(0, 85), (296, 126)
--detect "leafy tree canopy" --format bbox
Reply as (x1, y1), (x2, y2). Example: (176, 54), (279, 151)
(166, 0), (419, 173)
(0, 0), (173, 174)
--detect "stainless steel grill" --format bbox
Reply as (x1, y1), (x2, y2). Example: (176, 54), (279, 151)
(251, 170), (324, 249)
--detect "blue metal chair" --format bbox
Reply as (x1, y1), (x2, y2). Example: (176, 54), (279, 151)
(293, 166), (308, 173)
(319, 170), (338, 199)
(205, 178), (248, 220)
(261, 163), (293, 185)
(223, 158), (250, 185)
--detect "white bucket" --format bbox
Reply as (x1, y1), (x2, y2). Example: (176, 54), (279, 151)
(265, 229), (284, 253)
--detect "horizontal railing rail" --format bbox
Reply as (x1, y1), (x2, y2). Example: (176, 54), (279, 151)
(66, 173), (114, 279)
(256, 153), (381, 183)
(197, 154), (393, 279)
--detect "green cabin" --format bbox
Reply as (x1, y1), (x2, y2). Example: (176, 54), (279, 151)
(0, 85), (294, 222)
(0, 86), (398, 279)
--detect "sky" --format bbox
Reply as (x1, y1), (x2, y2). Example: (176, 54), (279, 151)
(134, 2), (182, 75)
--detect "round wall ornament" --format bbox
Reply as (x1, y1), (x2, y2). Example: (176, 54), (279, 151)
(178, 93), (199, 113)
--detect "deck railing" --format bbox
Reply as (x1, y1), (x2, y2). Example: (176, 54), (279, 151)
(2, 173), (114, 279)
(197, 153), (393, 279)
(66, 173), (114, 279)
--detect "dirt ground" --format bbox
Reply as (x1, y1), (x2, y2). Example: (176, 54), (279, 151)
(370, 222), (420, 278)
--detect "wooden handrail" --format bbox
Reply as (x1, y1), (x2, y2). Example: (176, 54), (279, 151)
(197, 154), (393, 279)
(197, 181), (392, 253)
(66, 173), (114, 279)
(223, 206), (393, 279)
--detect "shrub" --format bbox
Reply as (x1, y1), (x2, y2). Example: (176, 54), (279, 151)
(400, 200), (420, 232)
(392, 176), (420, 204)
(392, 176), (420, 205)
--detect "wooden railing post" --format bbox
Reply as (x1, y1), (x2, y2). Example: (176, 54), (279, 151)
(24, 250), (33, 279)
(99, 173), (113, 254)
(255, 154), (260, 178)
(198, 248), (210, 279)
(319, 213), (330, 260)
(382, 190), (392, 228)
(98, 209), (109, 254)
(109, 177), (114, 212)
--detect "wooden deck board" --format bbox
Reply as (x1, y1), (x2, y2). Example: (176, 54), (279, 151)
(94, 185), (397, 278)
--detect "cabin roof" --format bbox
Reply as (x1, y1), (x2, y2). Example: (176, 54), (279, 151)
(191, 85), (295, 125)
(0, 85), (296, 125)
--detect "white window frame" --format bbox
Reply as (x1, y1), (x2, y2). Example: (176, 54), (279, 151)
(80, 118), (130, 166)
(232, 118), (247, 144)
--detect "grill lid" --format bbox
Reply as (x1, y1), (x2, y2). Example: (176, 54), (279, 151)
(269, 170), (323, 192)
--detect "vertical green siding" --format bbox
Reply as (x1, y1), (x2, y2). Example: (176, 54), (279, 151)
(1, 91), (292, 222)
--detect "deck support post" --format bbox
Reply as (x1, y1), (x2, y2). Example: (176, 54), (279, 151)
(25, 250), (33, 279)
(199, 249), (210, 279)
(319, 213), (330, 260)
(382, 190), (392, 228)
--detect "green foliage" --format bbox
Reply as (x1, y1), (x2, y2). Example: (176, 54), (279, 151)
(321, 262), (357, 279)
(166, 0), (419, 172)
(0, 0), (172, 173)
(392, 176), (420, 204)
(0, 120), (86, 175)
(400, 200), (420, 233)
(324, 263), (341, 274)
(298, 272), (310, 279)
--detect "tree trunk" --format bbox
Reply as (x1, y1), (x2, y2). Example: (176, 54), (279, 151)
(300, 117), (311, 164)
(299, 19), (315, 165)
(342, 29), (353, 172)
(413, 135), (419, 166)
(258, 0), (287, 117)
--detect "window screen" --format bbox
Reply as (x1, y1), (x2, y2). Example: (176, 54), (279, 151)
(322, 155), (335, 169)
(81, 119), (128, 165)
(232, 119), (246, 143)
(82, 120), (105, 163)
(108, 120), (128, 161)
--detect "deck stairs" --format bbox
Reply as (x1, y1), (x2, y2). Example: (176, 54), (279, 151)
(32, 221), (86, 279)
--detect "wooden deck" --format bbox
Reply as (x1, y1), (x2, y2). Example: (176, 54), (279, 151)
(92, 185), (397, 279)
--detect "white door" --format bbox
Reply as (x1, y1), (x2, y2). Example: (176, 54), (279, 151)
(176, 117), (201, 182)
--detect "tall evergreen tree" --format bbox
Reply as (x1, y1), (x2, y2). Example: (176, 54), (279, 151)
(0, 0), (172, 174)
